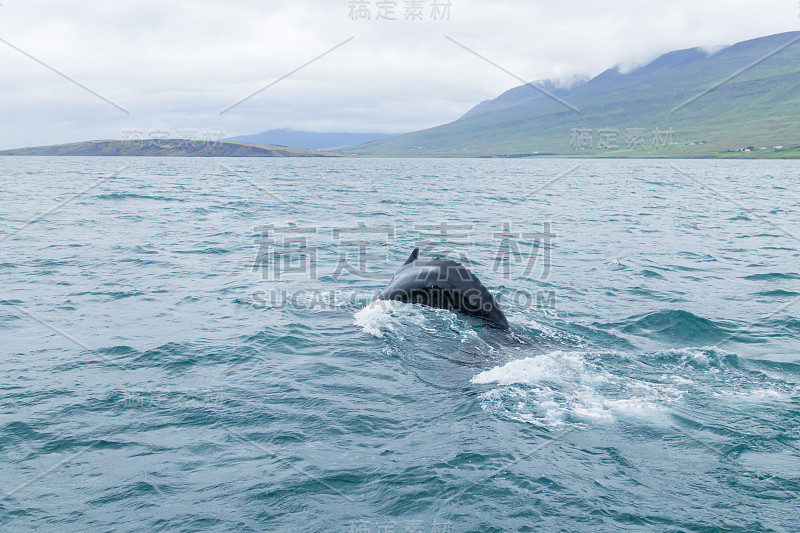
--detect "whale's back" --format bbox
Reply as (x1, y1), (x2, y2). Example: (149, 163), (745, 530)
(374, 249), (510, 330)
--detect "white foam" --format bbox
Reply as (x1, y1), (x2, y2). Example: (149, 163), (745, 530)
(716, 388), (789, 403)
(473, 351), (679, 427)
(354, 300), (494, 345)
(353, 300), (407, 338)
(471, 351), (606, 386)
(667, 375), (694, 385)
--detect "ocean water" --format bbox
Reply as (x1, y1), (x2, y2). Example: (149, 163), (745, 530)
(1, 157), (799, 532)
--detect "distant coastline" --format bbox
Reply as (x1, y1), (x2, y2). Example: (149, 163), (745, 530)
(2, 139), (799, 158)
(0, 140), (342, 157)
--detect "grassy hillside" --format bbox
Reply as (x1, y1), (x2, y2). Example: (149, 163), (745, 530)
(0, 140), (341, 157)
(347, 32), (800, 157)
(225, 129), (393, 150)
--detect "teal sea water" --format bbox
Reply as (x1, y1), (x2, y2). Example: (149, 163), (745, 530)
(1, 157), (799, 531)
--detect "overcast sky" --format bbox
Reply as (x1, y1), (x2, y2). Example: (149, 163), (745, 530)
(0, 0), (797, 149)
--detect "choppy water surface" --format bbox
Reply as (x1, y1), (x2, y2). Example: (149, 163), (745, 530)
(1, 157), (799, 532)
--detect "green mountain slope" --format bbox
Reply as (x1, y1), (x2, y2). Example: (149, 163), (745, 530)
(226, 129), (393, 150)
(0, 140), (341, 157)
(347, 32), (800, 157)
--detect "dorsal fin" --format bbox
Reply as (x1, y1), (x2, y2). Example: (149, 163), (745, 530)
(404, 247), (420, 265)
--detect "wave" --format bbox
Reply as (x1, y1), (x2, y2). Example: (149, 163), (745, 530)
(743, 272), (799, 281)
(756, 289), (800, 297)
(599, 309), (733, 344)
(174, 248), (231, 255)
(71, 290), (145, 300)
(94, 192), (185, 202)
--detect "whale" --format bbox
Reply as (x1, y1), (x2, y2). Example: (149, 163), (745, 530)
(373, 248), (510, 330)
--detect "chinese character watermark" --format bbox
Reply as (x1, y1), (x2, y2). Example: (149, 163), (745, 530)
(121, 128), (225, 149)
(249, 221), (558, 311)
(332, 223), (395, 279)
(596, 127), (619, 150)
(492, 222), (554, 280)
(414, 222), (472, 262)
(348, 0), (452, 21)
(120, 389), (225, 410)
(570, 127), (675, 150)
(569, 128), (593, 150)
(253, 224), (319, 280)
(347, 519), (452, 532)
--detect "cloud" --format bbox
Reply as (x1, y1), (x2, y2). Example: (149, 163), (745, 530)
(0, 0), (797, 148)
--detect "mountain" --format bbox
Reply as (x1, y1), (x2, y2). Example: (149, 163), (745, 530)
(0, 140), (341, 157)
(346, 32), (800, 157)
(226, 129), (394, 150)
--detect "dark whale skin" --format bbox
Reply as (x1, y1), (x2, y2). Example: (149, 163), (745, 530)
(374, 248), (510, 330)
